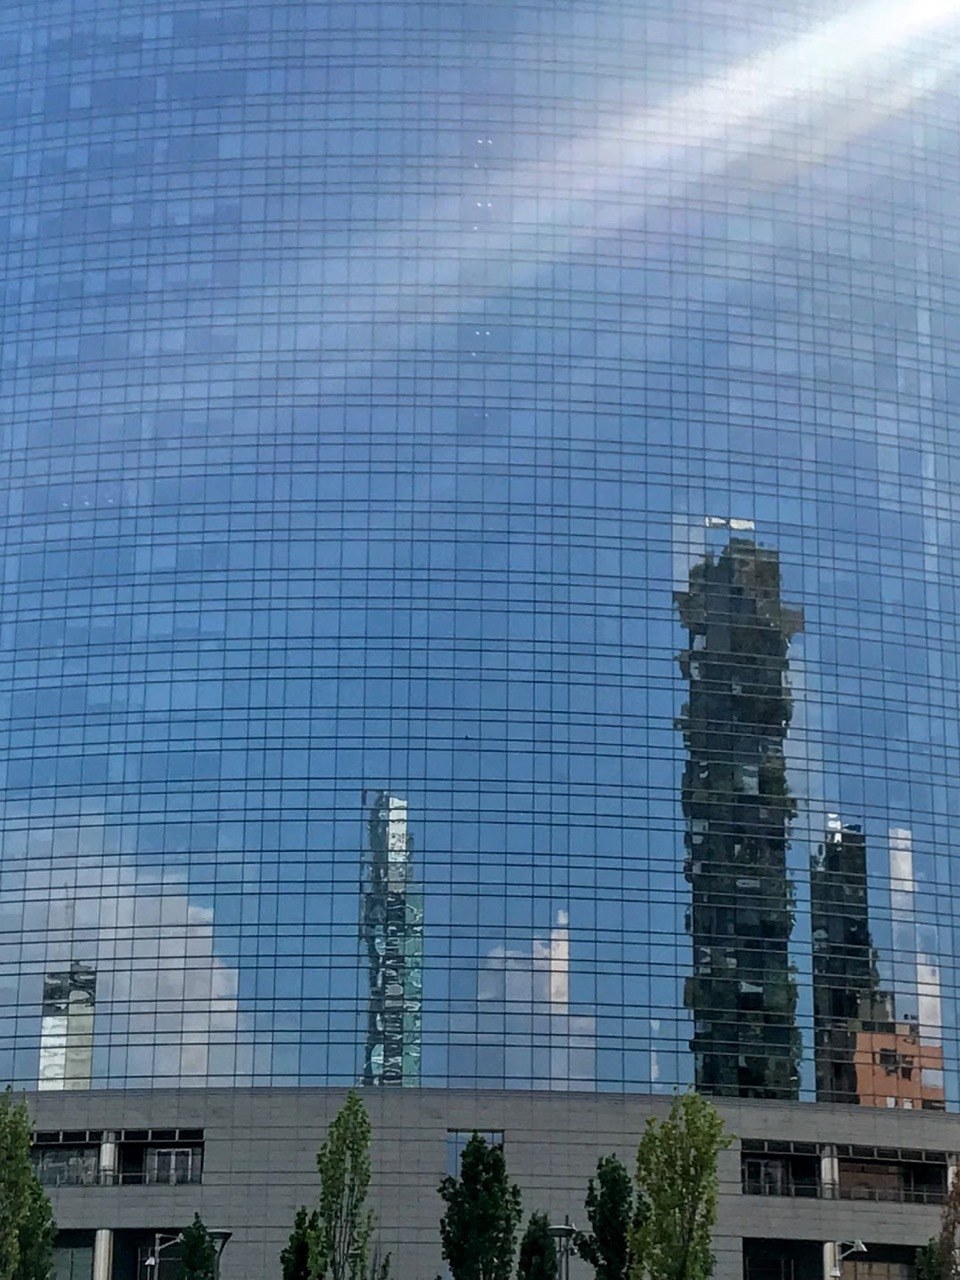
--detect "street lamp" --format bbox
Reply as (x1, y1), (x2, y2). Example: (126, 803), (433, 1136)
(547, 1217), (577, 1280)
(829, 1239), (867, 1278)
(142, 1233), (182, 1280)
(142, 1229), (231, 1280)
(209, 1231), (232, 1275)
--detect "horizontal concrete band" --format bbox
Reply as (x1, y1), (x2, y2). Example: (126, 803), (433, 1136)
(30, 1087), (958, 1280)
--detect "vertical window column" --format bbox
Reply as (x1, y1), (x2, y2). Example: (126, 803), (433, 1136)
(92, 1230), (112, 1280)
(99, 1131), (117, 1185)
(820, 1144), (839, 1200)
(94, 1134), (115, 1280)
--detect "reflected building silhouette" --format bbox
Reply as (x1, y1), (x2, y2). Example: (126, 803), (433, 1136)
(361, 791), (423, 1086)
(811, 817), (946, 1109)
(811, 816), (890, 1104)
(677, 536), (802, 1098)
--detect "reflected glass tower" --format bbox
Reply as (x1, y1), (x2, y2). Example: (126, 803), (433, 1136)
(2, 0), (960, 1120)
(678, 537), (802, 1099)
(362, 792), (423, 1086)
(810, 817), (889, 1105)
(811, 818), (878, 1103)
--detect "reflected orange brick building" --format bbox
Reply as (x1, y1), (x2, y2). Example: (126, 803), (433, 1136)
(854, 1023), (946, 1111)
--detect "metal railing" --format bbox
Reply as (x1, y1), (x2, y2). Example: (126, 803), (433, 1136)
(838, 1185), (946, 1205)
(742, 1178), (821, 1198)
(36, 1168), (202, 1188)
(35, 1167), (99, 1189)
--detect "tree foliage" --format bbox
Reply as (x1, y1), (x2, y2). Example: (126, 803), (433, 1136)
(917, 1166), (960, 1280)
(917, 1242), (952, 1280)
(304, 1093), (388, 1280)
(0, 1089), (55, 1280)
(366, 1248), (391, 1280)
(12, 1177), (55, 1280)
(628, 1094), (730, 1280)
(517, 1214), (557, 1280)
(574, 1156), (638, 1280)
(179, 1214), (219, 1280)
(282, 1208), (320, 1280)
(438, 1132), (522, 1280)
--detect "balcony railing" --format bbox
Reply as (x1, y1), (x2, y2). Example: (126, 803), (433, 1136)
(111, 1169), (203, 1187)
(838, 1185), (946, 1205)
(744, 1177), (946, 1205)
(36, 1168), (202, 1188)
(35, 1167), (99, 1189)
(742, 1178), (820, 1198)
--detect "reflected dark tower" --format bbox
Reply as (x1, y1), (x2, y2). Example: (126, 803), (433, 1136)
(810, 817), (889, 1104)
(677, 536), (802, 1098)
(362, 791), (423, 1086)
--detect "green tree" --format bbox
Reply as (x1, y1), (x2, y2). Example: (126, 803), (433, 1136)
(282, 1208), (320, 1280)
(366, 1249), (391, 1280)
(917, 1166), (960, 1279)
(439, 1132), (522, 1280)
(628, 1094), (730, 1280)
(574, 1156), (639, 1280)
(310, 1093), (387, 1280)
(179, 1215), (218, 1280)
(0, 1089), (55, 1280)
(517, 1214), (556, 1280)
(917, 1243), (950, 1280)
(13, 1178), (55, 1280)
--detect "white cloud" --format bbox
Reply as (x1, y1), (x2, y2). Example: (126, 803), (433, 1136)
(0, 814), (248, 1087)
(466, 911), (596, 1090)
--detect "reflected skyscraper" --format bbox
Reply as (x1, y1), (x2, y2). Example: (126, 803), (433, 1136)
(361, 792), (423, 1086)
(38, 961), (96, 1092)
(810, 817), (888, 1104)
(677, 536), (802, 1098)
(810, 816), (948, 1110)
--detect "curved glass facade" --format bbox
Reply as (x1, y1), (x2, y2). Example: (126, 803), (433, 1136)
(2, 0), (960, 1108)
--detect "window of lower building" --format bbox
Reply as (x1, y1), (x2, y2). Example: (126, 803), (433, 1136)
(836, 1145), (947, 1204)
(33, 1145), (99, 1188)
(740, 1139), (820, 1197)
(117, 1131), (204, 1186)
(743, 1238), (822, 1280)
(840, 1244), (919, 1278)
(145, 1147), (200, 1186)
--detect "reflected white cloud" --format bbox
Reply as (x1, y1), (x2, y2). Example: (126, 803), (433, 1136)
(0, 815), (248, 1087)
(467, 910), (596, 1090)
(888, 825), (943, 1042)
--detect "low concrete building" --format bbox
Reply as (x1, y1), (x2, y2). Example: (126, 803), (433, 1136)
(30, 1088), (957, 1280)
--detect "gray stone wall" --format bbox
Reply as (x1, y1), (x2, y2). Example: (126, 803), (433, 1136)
(29, 1088), (960, 1280)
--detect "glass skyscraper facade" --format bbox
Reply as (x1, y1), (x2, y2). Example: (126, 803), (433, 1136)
(3, 0), (960, 1112)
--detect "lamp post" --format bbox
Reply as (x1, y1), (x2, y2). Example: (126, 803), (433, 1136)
(547, 1216), (577, 1280)
(141, 1228), (231, 1280)
(209, 1231), (232, 1278)
(827, 1238), (867, 1278)
(142, 1232), (181, 1280)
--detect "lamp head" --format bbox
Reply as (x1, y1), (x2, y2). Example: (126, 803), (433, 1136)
(547, 1224), (576, 1241)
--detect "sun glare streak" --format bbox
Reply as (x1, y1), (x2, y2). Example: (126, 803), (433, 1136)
(503, 0), (960, 250)
(300, 0), (960, 385)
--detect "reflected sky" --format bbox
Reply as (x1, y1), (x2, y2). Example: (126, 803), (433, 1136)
(0, 0), (959, 1106)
